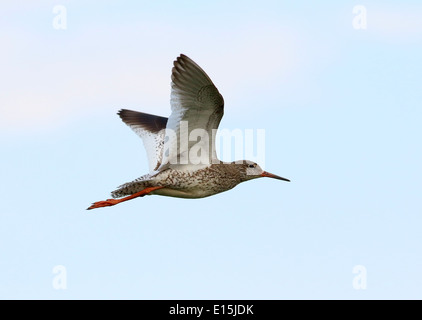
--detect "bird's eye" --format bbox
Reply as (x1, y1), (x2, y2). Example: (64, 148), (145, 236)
(248, 164), (255, 168)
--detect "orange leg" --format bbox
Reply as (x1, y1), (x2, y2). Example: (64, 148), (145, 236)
(87, 186), (165, 210)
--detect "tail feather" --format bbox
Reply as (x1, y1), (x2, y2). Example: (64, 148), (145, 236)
(111, 174), (153, 199)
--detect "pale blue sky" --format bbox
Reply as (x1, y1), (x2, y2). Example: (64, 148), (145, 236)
(1, 1), (421, 299)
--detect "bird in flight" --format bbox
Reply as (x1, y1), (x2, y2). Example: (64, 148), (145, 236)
(87, 54), (289, 210)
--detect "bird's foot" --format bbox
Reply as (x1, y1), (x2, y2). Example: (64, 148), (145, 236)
(87, 186), (165, 210)
(87, 199), (119, 210)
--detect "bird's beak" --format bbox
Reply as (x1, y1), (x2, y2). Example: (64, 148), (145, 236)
(260, 171), (290, 182)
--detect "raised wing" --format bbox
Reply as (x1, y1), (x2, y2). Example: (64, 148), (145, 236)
(159, 54), (224, 169)
(118, 109), (167, 172)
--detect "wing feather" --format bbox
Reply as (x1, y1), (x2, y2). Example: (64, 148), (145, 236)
(159, 54), (224, 169)
(118, 109), (167, 172)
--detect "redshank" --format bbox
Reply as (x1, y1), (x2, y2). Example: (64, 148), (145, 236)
(87, 54), (289, 210)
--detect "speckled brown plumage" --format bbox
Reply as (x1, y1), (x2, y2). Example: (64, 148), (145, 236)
(111, 162), (257, 199)
(87, 54), (289, 210)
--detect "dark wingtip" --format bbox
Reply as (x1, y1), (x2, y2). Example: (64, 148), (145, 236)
(174, 53), (193, 69)
(117, 109), (168, 133)
(177, 53), (188, 61)
(117, 109), (129, 120)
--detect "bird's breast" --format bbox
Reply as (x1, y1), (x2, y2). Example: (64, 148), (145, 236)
(151, 165), (241, 198)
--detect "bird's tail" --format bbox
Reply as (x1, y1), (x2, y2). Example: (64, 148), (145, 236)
(111, 174), (153, 199)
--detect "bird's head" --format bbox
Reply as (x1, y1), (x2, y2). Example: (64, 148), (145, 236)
(237, 160), (290, 182)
